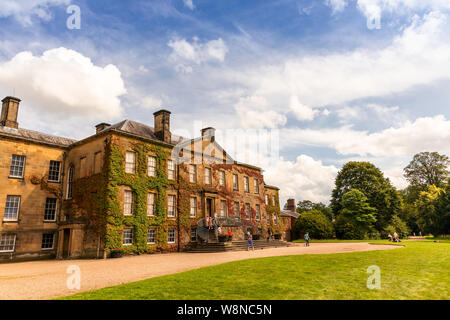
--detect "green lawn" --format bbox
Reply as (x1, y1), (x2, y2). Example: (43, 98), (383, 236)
(61, 241), (449, 300)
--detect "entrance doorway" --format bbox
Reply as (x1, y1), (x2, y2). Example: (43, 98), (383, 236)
(62, 229), (70, 258)
(206, 198), (213, 217)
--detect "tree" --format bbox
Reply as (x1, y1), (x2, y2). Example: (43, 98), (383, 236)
(340, 189), (377, 233)
(331, 162), (401, 231)
(404, 152), (449, 188)
(296, 200), (334, 221)
(415, 185), (445, 236)
(294, 210), (334, 240)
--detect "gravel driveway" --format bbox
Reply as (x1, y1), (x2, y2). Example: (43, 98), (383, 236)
(0, 242), (401, 300)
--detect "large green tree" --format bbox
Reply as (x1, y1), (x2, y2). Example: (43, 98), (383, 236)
(404, 152), (449, 188)
(331, 162), (401, 231)
(415, 184), (449, 236)
(296, 200), (333, 221)
(294, 210), (334, 240)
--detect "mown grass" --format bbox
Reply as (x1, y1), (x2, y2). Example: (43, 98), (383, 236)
(61, 241), (449, 300)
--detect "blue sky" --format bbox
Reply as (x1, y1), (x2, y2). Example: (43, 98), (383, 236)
(0, 0), (449, 204)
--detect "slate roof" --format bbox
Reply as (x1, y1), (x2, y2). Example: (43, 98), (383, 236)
(0, 125), (76, 147)
(280, 210), (300, 219)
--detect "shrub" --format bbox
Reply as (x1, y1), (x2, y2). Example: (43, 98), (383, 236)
(294, 210), (334, 240)
(334, 214), (366, 239)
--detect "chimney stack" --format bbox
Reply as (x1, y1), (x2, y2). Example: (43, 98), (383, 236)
(201, 127), (216, 142)
(153, 109), (171, 144)
(95, 123), (111, 134)
(0, 96), (21, 129)
(286, 199), (296, 212)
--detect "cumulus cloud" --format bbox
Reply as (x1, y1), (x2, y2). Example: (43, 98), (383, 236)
(282, 115), (450, 157)
(0, 0), (70, 25)
(183, 0), (195, 10)
(234, 95), (287, 129)
(289, 95), (319, 121)
(325, 0), (348, 14)
(264, 155), (339, 204)
(141, 96), (163, 110)
(168, 37), (229, 73)
(0, 47), (126, 121)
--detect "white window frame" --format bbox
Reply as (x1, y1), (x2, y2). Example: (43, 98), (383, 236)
(148, 156), (157, 177)
(44, 198), (57, 222)
(123, 228), (133, 246)
(234, 202), (240, 216)
(123, 190), (134, 216)
(219, 171), (226, 187)
(245, 203), (251, 220)
(9, 155), (26, 178)
(125, 151), (136, 174)
(190, 197), (197, 218)
(168, 195), (176, 217)
(167, 160), (175, 180)
(256, 204), (261, 221)
(233, 174), (239, 190)
(147, 228), (156, 244)
(204, 168), (212, 185)
(41, 233), (55, 250)
(254, 179), (259, 194)
(3, 195), (20, 222)
(189, 164), (197, 183)
(168, 228), (176, 244)
(244, 177), (249, 192)
(48, 160), (61, 182)
(0, 234), (16, 252)
(66, 165), (75, 199)
(265, 194), (269, 205)
(147, 193), (155, 216)
(220, 200), (227, 217)
(272, 195), (277, 206)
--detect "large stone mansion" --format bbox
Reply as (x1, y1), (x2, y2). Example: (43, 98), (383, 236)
(0, 96), (288, 262)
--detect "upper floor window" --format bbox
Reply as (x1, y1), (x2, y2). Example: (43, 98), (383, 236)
(233, 174), (239, 190)
(123, 190), (134, 216)
(148, 156), (156, 177)
(254, 179), (259, 194)
(4, 195), (20, 221)
(204, 168), (212, 185)
(147, 229), (156, 244)
(94, 152), (102, 174)
(147, 193), (155, 216)
(167, 160), (175, 180)
(44, 198), (57, 222)
(41, 233), (55, 250)
(272, 195), (277, 206)
(66, 165), (74, 199)
(265, 194), (269, 205)
(123, 228), (133, 246)
(168, 195), (176, 217)
(245, 203), (251, 220)
(9, 155), (25, 178)
(125, 151), (136, 174)
(220, 200), (227, 217)
(244, 177), (250, 192)
(219, 171), (226, 187)
(190, 197), (197, 218)
(256, 204), (261, 221)
(48, 161), (61, 182)
(274, 214), (278, 225)
(189, 165), (197, 183)
(0, 234), (16, 252)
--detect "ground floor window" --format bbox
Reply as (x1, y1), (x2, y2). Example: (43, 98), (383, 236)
(0, 234), (16, 252)
(245, 203), (251, 220)
(168, 228), (176, 244)
(220, 200), (227, 217)
(123, 228), (133, 246)
(190, 228), (197, 242)
(41, 233), (54, 250)
(147, 229), (156, 244)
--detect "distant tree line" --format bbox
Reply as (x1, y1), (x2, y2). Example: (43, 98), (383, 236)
(294, 152), (449, 240)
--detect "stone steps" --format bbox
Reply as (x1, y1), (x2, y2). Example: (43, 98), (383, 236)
(186, 240), (292, 253)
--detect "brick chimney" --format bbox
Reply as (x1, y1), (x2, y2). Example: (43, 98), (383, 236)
(95, 123), (111, 134)
(153, 109), (171, 144)
(0, 96), (21, 129)
(201, 127), (215, 142)
(286, 198), (296, 212)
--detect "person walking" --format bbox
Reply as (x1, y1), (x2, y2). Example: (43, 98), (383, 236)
(305, 232), (310, 247)
(247, 232), (254, 251)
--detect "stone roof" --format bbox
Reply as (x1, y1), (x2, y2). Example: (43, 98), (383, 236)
(280, 210), (300, 219)
(0, 125), (76, 147)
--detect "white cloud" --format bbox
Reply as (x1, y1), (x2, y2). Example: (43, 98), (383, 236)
(0, 0), (70, 25)
(289, 95), (319, 121)
(282, 115), (450, 157)
(168, 37), (229, 73)
(183, 0), (195, 10)
(234, 96), (287, 129)
(0, 47), (126, 121)
(141, 96), (163, 110)
(325, 0), (348, 14)
(265, 155), (339, 204)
